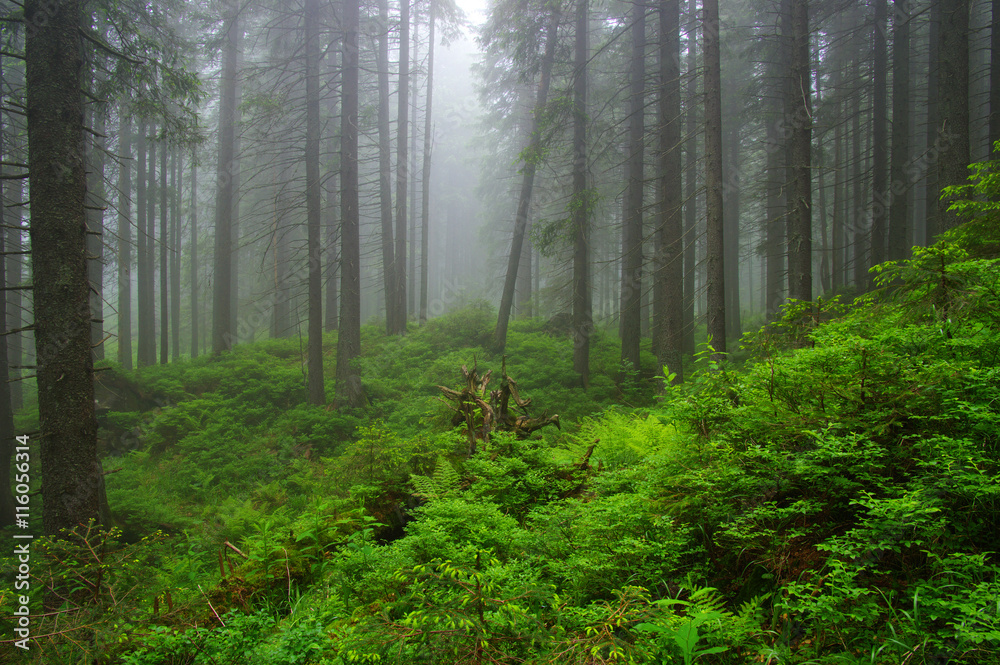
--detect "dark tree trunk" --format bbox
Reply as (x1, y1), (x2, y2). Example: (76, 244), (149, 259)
(786, 0), (812, 302)
(160, 130), (168, 364)
(683, 2), (697, 355)
(393, 0), (411, 333)
(657, 0), (683, 382)
(936, 0), (970, 234)
(213, 0), (240, 353)
(491, 4), (559, 351)
(118, 116), (133, 369)
(888, 0), (911, 261)
(3, 61), (22, 409)
(377, 0), (397, 333)
(572, 0), (591, 387)
(191, 150), (198, 358)
(0, 56), (15, 526)
(723, 117), (740, 340)
(136, 121), (152, 366)
(870, 0), (888, 277)
(620, 0), (645, 373)
(325, 37), (340, 333)
(765, 93), (785, 319)
(25, 0), (103, 536)
(305, 0), (325, 405)
(704, 0), (726, 358)
(336, 0), (365, 407)
(991, 0), (1000, 155)
(923, 0), (941, 244)
(171, 147), (180, 361)
(419, 0), (437, 324)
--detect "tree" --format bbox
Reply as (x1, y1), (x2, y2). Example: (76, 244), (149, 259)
(377, 0), (398, 334)
(935, 0), (970, 234)
(336, 0), (366, 407)
(704, 0), (726, 356)
(620, 0), (646, 373)
(887, 0), (911, 261)
(572, 0), (591, 387)
(870, 0), (888, 276)
(118, 116), (133, 369)
(305, 0), (325, 405)
(786, 0), (812, 302)
(655, 0), (683, 382)
(25, 0), (102, 535)
(393, 0), (411, 333)
(213, 0), (241, 354)
(419, 0), (438, 324)
(191, 149), (199, 358)
(490, 1), (560, 353)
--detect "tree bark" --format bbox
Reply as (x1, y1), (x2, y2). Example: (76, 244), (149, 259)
(118, 116), (133, 369)
(870, 0), (888, 277)
(336, 0), (366, 407)
(213, 0), (240, 353)
(887, 0), (911, 261)
(377, 0), (397, 333)
(786, 0), (812, 302)
(936, 0), (970, 234)
(620, 0), (645, 373)
(25, 0), (103, 536)
(190, 149), (198, 358)
(394, 0), (411, 333)
(704, 0), (726, 358)
(305, 0), (325, 405)
(572, 0), (591, 387)
(136, 120), (152, 366)
(683, 0), (697, 355)
(160, 129), (168, 364)
(171, 148), (180, 360)
(657, 0), (683, 382)
(419, 0), (437, 324)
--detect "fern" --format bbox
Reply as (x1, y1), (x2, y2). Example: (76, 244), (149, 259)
(410, 457), (461, 501)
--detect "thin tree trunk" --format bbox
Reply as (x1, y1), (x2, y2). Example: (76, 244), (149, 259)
(118, 116), (133, 369)
(144, 126), (157, 365)
(657, 0), (683, 382)
(336, 0), (365, 407)
(936, 0), (970, 234)
(888, 0), (911, 261)
(160, 129), (168, 364)
(306, 0), (325, 405)
(491, 4), (559, 351)
(191, 150), (198, 358)
(704, 0), (726, 358)
(213, 0), (240, 353)
(420, 0), (437, 325)
(377, 0), (396, 334)
(924, 0), (941, 243)
(572, 0), (591, 387)
(683, 3), (697, 355)
(786, 0), (812, 302)
(325, 35), (340, 333)
(136, 121), (151, 366)
(171, 147), (180, 361)
(620, 0), (646, 373)
(86, 100), (106, 361)
(394, 0), (410, 332)
(870, 0), (888, 277)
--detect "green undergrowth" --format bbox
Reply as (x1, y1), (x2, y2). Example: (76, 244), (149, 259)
(4, 234), (1000, 663)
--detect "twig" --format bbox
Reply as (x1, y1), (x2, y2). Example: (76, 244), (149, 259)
(198, 585), (225, 627)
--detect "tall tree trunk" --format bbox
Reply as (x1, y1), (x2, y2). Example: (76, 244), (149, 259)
(764, 90), (785, 319)
(491, 4), (559, 351)
(419, 0), (437, 324)
(191, 149), (198, 358)
(936, 0), (970, 234)
(409, 9), (420, 316)
(336, 0), (365, 407)
(306, 0), (325, 405)
(377, 0), (396, 333)
(394, 0), (411, 333)
(723, 116), (740, 339)
(786, 0), (812, 302)
(325, 36), (340, 333)
(2, 61), (22, 411)
(923, 0), (941, 244)
(831, 59), (844, 290)
(213, 0), (240, 353)
(25, 0), (102, 536)
(683, 2), (697, 355)
(136, 121), (151, 366)
(0, 55), (15, 526)
(704, 0), (726, 357)
(888, 0), (911, 261)
(118, 115), (133, 369)
(870, 0), (888, 277)
(160, 130), (168, 364)
(572, 0), (591, 387)
(620, 0), (645, 372)
(171, 147), (180, 361)
(657, 0), (683, 382)
(990, 0), (1000, 155)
